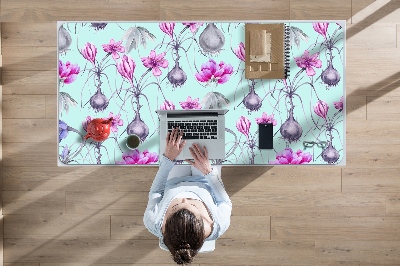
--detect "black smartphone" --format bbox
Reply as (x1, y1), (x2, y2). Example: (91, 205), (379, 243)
(258, 123), (273, 149)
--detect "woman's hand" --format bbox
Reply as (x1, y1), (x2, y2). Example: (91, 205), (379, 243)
(185, 144), (212, 175)
(164, 127), (186, 161)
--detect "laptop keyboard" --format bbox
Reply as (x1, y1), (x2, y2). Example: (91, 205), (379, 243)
(168, 120), (218, 139)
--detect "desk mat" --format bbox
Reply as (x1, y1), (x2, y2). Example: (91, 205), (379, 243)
(58, 21), (345, 165)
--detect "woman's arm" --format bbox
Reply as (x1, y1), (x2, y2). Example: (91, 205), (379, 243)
(143, 155), (175, 236)
(205, 167), (232, 237)
(143, 128), (186, 236)
(185, 144), (232, 237)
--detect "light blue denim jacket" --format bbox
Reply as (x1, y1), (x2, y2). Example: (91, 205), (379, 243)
(143, 155), (232, 241)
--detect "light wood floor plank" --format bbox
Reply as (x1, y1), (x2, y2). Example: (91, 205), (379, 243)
(4, 214), (110, 240)
(346, 143), (400, 168)
(2, 71), (56, 95)
(346, 95), (366, 120)
(223, 166), (341, 193)
(2, 166), (156, 192)
(346, 120), (400, 145)
(4, 238), (315, 265)
(2, 142), (56, 167)
(110, 216), (153, 240)
(2, 119), (55, 143)
(3, 52), (56, 71)
(351, 0), (375, 24)
(41, 264), (198, 266)
(3, 95), (46, 119)
(351, 0), (400, 25)
(2, 191), (65, 215)
(0, 0), (160, 22)
(160, 0), (290, 20)
(4, 263), (39, 266)
(367, 96), (400, 120)
(65, 191), (148, 216)
(221, 216), (270, 240)
(386, 194), (400, 216)
(231, 192), (386, 217)
(2, 47), (56, 59)
(347, 23), (397, 49)
(45, 95), (56, 119)
(290, 0), (351, 20)
(272, 216), (400, 241)
(1, 23), (55, 46)
(346, 48), (400, 97)
(343, 168), (400, 193)
(316, 240), (400, 264)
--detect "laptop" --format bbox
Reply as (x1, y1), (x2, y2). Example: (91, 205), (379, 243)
(156, 109), (228, 160)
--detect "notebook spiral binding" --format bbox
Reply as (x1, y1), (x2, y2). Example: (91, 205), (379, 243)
(284, 24), (291, 78)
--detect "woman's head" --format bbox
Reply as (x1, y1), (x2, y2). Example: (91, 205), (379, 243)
(163, 208), (206, 264)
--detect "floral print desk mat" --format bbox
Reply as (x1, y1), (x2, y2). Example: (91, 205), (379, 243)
(58, 21), (345, 165)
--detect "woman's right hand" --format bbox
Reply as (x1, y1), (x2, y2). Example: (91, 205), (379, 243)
(185, 144), (212, 175)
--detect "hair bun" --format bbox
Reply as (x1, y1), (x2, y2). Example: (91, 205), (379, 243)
(179, 242), (191, 250)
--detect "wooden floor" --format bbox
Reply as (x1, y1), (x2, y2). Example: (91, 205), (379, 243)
(1, 0), (400, 265)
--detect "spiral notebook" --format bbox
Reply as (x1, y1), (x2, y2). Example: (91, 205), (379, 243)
(245, 23), (290, 79)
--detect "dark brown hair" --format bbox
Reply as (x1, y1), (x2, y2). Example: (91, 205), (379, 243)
(163, 208), (206, 264)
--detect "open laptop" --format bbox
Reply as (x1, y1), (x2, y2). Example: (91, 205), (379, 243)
(156, 109), (228, 160)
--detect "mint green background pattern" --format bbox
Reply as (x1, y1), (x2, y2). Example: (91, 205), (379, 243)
(58, 22), (345, 165)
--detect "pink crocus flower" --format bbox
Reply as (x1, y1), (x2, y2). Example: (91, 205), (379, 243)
(179, 96), (201, 110)
(81, 42), (97, 66)
(255, 112), (277, 126)
(117, 55), (136, 84)
(313, 23), (329, 37)
(105, 112), (124, 132)
(294, 50), (322, 76)
(234, 42), (245, 62)
(59, 60), (80, 84)
(236, 116), (251, 137)
(182, 22), (204, 33)
(102, 39), (125, 60)
(333, 96), (343, 111)
(314, 100), (329, 120)
(141, 50), (169, 77)
(160, 100), (176, 110)
(116, 149), (158, 164)
(159, 23), (175, 38)
(270, 148), (312, 164)
(195, 59), (233, 84)
(82, 116), (92, 132)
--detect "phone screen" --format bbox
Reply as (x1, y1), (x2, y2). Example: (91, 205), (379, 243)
(258, 123), (273, 149)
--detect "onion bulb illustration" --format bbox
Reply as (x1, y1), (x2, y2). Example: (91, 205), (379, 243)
(126, 111), (149, 141)
(199, 23), (225, 54)
(321, 142), (340, 164)
(321, 62), (341, 86)
(242, 86), (262, 111)
(280, 111), (303, 143)
(91, 23), (108, 30)
(58, 25), (72, 53)
(90, 88), (109, 112)
(167, 61), (187, 88)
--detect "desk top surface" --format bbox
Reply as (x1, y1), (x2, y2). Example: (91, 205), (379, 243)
(58, 21), (345, 165)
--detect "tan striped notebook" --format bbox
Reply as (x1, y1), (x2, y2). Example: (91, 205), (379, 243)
(245, 23), (289, 79)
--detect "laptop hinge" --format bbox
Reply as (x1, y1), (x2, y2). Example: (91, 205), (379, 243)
(167, 112), (218, 118)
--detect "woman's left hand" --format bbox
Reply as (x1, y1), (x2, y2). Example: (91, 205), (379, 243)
(164, 127), (186, 161)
